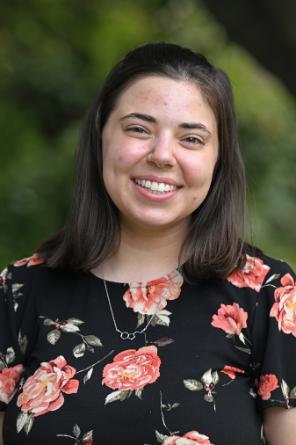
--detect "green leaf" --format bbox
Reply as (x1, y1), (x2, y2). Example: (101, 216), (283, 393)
(73, 342), (86, 358)
(212, 370), (219, 385)
(137, 313), (146, 328)
(84, 335), (102, 347)
(153, 337), (174, 347)
(47, 329), (61, 345)
(289, 386), (296, 399)
(12, 283), (24, 294)
(104, 390), (132, 405)
(281, 379), (290, 399)
(201, 368), (213, 385)
(23, 415), (34, 435)
(234, 346), (251, 354)
(5, 347), (15, 365)
(16, 412), (29, 433)
(265, 273), (280, 284)
(155, 430), (166, 443)
(82, 430), (93, 442)
(18, 331), (28, 355)
(73, 424), (81, 438)
(135, 388), (143, 399)
(66, 318), (85, 325)
(42, 318), (55, 326)
(83, 367), (93, 384)
(183, 379), (203, 391)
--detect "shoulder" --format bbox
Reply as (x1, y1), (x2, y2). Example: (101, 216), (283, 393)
(1, 253), (77, 294)
(226, 247), (294, 294)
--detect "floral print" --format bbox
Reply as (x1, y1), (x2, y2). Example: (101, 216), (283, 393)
(17, 355), (79, 429)
(40, 316), (102, 358)
(163, 431), (214, 445)
(102, 346), (161, 404)
(227, 255), (270, 292)
(0, 364), (24, 404)
(211, 303), (248, 335)
(123, 270), (183, 315)
(0, 267), (9, 292)
(184, 369), (219, 411)
(14, 254), (44, 268)
(270, 273), (296, 336)
(57, 424), (93, 444)
(257, 374), (279, 400)
(156, 391), (214, 445)
(0, 254), (296, 443)
(221, 365), (245, 380)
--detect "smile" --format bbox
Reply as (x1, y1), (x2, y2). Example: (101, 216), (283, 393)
(134, 179), (178, 194)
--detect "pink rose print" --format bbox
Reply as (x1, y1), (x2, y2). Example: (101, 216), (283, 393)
(164, 430), (214, 445)
(102, 345), (161, 391)
(211, 303), (248, 335)
(14, 254), (44, 267)
(17, 355), (79, 416)
(227, 254), (270, 292)
(221, 365), (245, 380)
(123, 270), (183, 315)
(257, 374), (279, 400)
(270, 273), (296, 336)
(0, 364), (24, 404)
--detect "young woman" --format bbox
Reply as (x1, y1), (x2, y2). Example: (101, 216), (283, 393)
(0, 43), (295, 445)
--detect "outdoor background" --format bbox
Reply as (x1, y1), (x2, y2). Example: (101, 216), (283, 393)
(1, 0), (295, 269)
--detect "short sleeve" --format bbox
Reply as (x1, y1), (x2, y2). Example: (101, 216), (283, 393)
(0, 262), (38, 411)
(251, 260), (296, 411)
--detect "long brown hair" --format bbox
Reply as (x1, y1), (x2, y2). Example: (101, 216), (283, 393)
(37, 43), (246, 280)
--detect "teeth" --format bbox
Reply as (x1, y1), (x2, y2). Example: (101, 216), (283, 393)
(134, 179), (177, 193)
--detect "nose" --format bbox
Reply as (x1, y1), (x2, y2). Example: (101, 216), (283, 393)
(147, 133), (176, 168)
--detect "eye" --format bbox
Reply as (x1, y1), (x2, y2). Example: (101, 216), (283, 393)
(125, 126), (148, 134)
(182, 135), (204, 146)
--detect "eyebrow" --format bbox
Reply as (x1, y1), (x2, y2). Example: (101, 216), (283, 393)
(120, 112), (211, 134)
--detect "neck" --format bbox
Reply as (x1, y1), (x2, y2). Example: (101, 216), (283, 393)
(93, 221), (188, 282)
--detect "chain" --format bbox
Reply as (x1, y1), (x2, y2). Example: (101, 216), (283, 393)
(103, 280), (156, 341)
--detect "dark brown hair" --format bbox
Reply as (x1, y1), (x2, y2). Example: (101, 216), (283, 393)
(37, 42), (246, 280)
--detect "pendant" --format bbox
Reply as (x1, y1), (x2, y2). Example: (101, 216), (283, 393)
(120, 331), (136, 341)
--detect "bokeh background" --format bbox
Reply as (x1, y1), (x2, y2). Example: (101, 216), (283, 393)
(1, 0), (295, 269)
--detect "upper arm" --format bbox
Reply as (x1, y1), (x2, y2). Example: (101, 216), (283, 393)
(0, 411), (4, 445)
(264, 407), (296, 445)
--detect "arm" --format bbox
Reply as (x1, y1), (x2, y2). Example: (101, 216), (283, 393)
(0, 412), (4, 445)
(264, 407), (296, 445)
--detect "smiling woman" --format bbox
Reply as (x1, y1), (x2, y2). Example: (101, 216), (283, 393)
(0, 43), (295, 445)
(101, 76), (218, 237)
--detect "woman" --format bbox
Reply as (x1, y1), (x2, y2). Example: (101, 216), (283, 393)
(0, 43), (295, 444)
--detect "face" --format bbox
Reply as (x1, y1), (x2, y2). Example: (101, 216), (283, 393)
(102, 75), (219, 234)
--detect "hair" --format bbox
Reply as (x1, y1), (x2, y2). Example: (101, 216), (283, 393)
(37, 42), (247, 281)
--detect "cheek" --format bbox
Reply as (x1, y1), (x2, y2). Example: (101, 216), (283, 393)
(104, 140), (145, 171)
(183, 155), (216, 187)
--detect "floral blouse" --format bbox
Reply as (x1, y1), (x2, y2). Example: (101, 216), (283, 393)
(0, 252), (296, 445)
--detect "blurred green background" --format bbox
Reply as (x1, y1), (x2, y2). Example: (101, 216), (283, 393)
(1, 0), (295, 269)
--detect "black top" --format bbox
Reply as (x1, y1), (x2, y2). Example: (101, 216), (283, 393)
(0, 253), (296, 445)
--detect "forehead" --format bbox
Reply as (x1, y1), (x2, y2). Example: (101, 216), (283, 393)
(112, 75), (216, 124)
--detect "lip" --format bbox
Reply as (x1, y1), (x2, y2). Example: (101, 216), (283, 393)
(131, 175), (182, 187)
(133, 181), (179, 202)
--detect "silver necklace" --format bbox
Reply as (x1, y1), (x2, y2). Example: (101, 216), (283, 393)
(103, 280), (156, 341)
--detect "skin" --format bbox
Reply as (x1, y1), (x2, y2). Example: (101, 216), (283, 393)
(264, 407), (296, 445)
(97, 75), (219, 281)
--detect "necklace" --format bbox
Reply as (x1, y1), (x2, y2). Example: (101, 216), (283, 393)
(103, 280), (156, 341)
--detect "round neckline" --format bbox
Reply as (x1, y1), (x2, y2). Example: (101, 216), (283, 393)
(86, 268), (183, 287)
